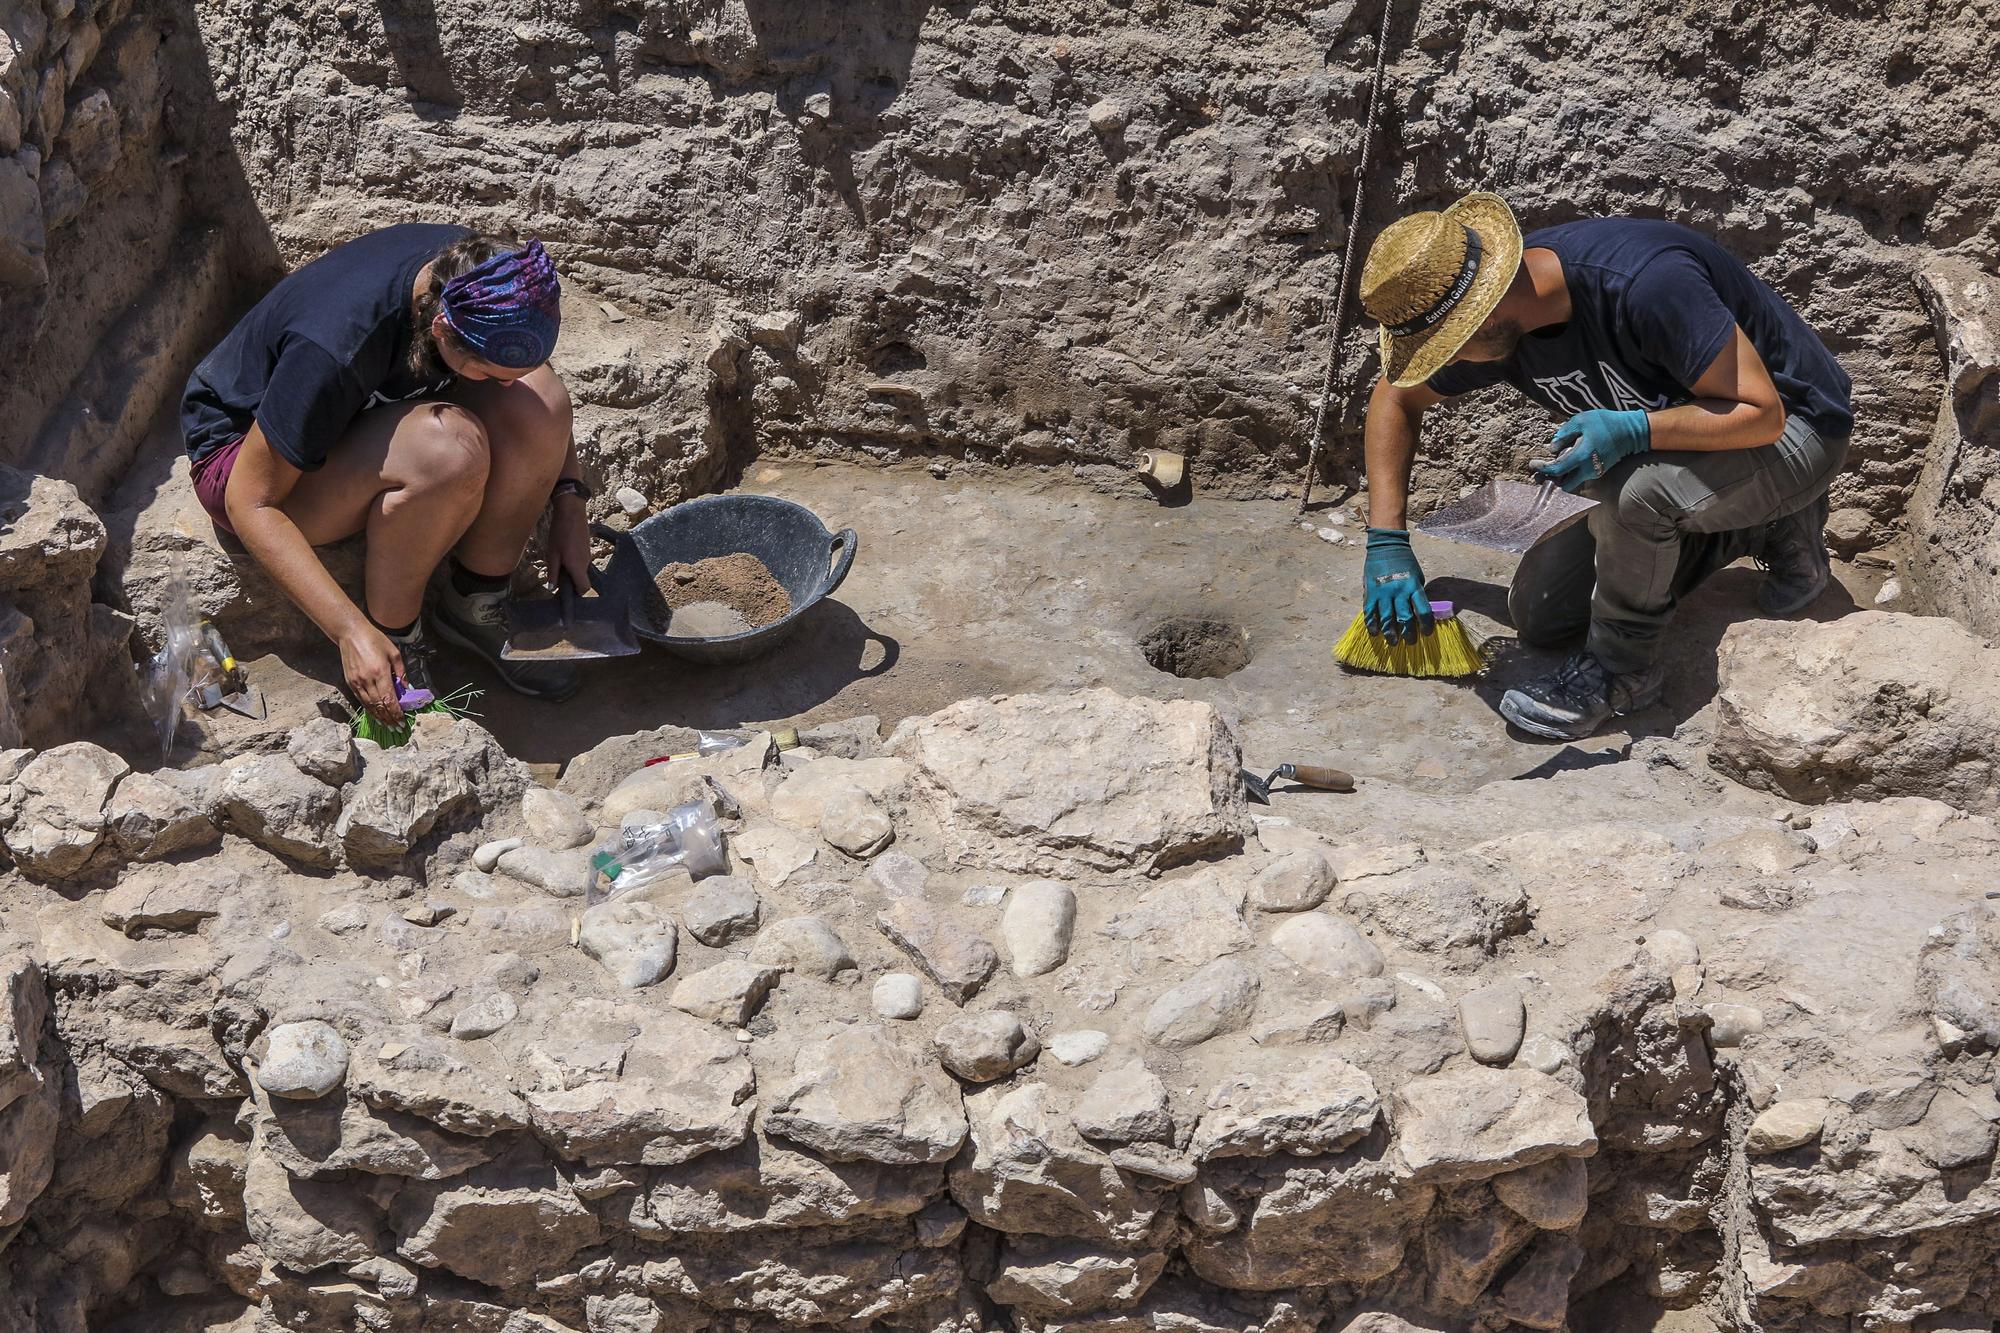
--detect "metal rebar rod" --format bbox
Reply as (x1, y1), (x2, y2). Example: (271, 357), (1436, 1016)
(1299, 0), (1396, 515)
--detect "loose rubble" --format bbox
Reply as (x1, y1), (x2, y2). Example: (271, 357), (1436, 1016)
(1248, 847), (1336, 912)
(872, 971), (924, 1020)
(1001, 879), (1077, 977)
(680, 875), (761, 946)
(5, 742), (128, 877)
(1458, 979), (1527, 1065)
(1715, 612), (2000, 812)
(579, 899), (678, 989)
(669, 960), (780, 1025)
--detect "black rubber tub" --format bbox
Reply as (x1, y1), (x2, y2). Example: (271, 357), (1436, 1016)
(596, 495), (858, 665)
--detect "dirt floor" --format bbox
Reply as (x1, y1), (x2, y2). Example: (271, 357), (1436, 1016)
(346, 460), (1880, 788)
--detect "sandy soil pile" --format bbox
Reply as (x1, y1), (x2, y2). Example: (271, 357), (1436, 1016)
(649, 553), (792, 638)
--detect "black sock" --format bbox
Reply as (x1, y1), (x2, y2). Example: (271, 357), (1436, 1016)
(450, 560), (512, 597)
(371, 615), (419, 640)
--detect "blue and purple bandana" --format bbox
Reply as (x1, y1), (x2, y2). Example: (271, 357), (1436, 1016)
(439, 239), (562, 370)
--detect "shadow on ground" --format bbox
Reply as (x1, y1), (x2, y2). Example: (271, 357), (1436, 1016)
(447, 599), (903, 765)
(1430, 564), (1864, 754)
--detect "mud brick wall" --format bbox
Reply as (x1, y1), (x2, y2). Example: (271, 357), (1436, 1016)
(172, 0), (1999, 536)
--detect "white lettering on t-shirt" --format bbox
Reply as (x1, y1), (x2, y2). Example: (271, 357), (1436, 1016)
(365, 378), (453, 410)
(1598, 359), (1671, 411)
(1531, 370), (1606, 416)
(1532, 363), (1672, 417)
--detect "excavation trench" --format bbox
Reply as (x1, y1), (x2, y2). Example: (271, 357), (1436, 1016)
(1, 0), (1996, 1329)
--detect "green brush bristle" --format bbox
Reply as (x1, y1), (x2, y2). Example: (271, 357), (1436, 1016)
(1333, 612), (1486, 678)
(349, 684), (484, 749)
(352, 710), (412, 748)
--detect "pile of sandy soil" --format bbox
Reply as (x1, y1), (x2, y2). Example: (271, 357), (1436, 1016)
(649, 553), (792, 637)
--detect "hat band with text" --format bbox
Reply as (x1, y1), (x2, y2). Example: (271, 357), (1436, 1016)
(1385, 228), (1483, 339)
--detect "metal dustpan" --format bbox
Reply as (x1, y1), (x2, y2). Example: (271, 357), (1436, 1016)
(1416, 479), (1595, 556)
(502, 573), (640, 662)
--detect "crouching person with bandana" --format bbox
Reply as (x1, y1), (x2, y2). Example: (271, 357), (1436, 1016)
(1353, 192), (1853, 740)
(180, 225), (593, 725)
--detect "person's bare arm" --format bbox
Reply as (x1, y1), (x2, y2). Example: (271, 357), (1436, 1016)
(1363, 376), (1444, 529)
(544, 438), (594, 593)
(1645, 325), (1786, 452)
(225, 426), (407, 723)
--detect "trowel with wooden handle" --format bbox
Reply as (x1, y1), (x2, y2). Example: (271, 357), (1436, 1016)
(1241, 762), (1356, 804)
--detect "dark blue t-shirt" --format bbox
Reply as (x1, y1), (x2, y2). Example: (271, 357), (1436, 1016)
(182, 223), (468, 471)
(1427, 219), (1852, 437)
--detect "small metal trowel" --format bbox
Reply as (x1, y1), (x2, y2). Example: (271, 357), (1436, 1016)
(1415, 478), (1595, 556)
(191, 622), (265, 720)
(502, 572), (640, 662)
(1241, 763), (1356, 804)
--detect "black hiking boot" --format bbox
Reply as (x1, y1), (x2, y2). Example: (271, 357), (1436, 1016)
(1499, 651), (1664, 741)
(432, 581), (581, 702)
(1755, 494), (1832, 616)
(385, 619), (438, 702)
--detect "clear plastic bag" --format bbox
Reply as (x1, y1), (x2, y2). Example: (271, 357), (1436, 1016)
(643, 732), (749, 768)
(0, 650), (20, 749)
(586, 796), (728, 905)
(139, 575), (202, 765)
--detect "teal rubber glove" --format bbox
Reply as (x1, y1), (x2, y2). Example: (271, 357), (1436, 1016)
(1534, 409), (1652, 494)
(1362, 528), (1433, 645)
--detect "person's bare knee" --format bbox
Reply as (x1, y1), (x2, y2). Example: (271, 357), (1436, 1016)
(467, 368), (570, 462)
(409, 403), (491, 495)
(449, 370), (572, 575)
(377, 404), (490, 532)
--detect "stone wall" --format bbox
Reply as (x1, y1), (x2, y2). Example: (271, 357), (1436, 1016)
(1904, 258), (2000, 632)
(3, 690), (1999, 1330)
(182, 0), (1996, 529)
(0, 0), (266, 500)
(1, 0), (284, 744)
(0, 464), (132, 749)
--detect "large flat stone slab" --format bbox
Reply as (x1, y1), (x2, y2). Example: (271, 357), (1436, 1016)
(890, 689), (1247, 874)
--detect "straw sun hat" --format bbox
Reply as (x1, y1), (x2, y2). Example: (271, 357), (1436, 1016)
(1359, 191), (1524, 388)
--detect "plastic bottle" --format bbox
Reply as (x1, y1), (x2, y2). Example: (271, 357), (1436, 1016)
(587, 797), (728, 903)
(643, 733), (749, 768)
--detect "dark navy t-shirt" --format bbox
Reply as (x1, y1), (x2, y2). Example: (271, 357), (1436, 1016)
(1427, 219), (1852, 437)
(182, 223), (469, 471)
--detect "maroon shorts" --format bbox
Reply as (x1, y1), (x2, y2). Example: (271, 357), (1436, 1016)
(190, 436), (245, 536)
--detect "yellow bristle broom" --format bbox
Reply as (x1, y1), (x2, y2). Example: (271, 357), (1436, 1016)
(1334, 599), (1486, 678)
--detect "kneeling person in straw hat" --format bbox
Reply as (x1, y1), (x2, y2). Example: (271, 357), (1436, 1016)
(1354, 192), (1852, 739)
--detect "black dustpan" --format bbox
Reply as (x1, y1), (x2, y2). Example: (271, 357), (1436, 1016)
(502, 572), (639, 661)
